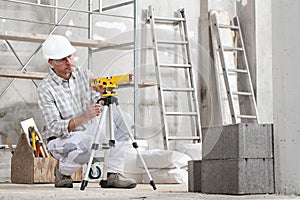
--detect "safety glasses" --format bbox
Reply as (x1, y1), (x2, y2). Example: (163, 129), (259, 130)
(52, 54), (74, 65)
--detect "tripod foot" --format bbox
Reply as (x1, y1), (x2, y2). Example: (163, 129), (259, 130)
(80, 180), (88, 190)
(150, 180), (157, 190)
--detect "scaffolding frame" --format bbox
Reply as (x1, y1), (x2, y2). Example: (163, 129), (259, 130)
(0, 0), (139, 136)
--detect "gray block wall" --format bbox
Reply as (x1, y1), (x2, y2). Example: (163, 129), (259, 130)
(199, 123), (274, 194)
(201, 158), (274, 194)
(202, 123), (273, 159)
(188, 160), (201, 193)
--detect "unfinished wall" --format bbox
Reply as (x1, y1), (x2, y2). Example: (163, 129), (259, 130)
(0, 1), (51, 144)
(199, 0), (237, 127)
(199, 0), (273, 126)
(137, 0), (201, 149)
(0, 0), (201, 150)
(272, 0), (300, 195)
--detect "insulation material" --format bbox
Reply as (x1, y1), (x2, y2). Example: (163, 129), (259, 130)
(137, 149), (191, 184)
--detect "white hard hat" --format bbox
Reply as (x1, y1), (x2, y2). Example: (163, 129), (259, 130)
(42, 35), (76, 59)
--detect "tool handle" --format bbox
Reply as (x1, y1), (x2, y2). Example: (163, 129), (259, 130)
(31, 132), (36, 153)
(36, 142), (41, 157)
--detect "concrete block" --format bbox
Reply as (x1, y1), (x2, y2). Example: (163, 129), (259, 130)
(202, 123), (273, 159)
(201, 158), (274, 194)
(0, 149), (12, 183)
(188, 160), (201, 193)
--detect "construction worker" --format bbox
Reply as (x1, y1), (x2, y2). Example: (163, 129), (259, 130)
(37, 35), (137, 189)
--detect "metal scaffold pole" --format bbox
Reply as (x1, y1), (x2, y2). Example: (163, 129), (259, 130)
(0, 0), (80, 100)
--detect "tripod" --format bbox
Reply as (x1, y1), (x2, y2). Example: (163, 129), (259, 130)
(80, 96), (156, 190)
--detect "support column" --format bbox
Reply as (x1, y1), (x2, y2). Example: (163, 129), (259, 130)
(237, 0), (273, 124)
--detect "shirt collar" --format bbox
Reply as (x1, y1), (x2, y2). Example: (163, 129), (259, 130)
(49, 66), (77, 85)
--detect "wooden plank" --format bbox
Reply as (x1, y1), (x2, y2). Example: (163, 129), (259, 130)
(0, 150), (12, 183)
(0, 30), (131, 49)
(138, 82), (156, 88)
(0, 69), (48, 80)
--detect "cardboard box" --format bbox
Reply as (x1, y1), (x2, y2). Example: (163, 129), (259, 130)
(11, 133), (82, 184)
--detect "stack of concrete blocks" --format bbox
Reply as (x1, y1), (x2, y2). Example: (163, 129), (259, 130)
(189, 123), (274, 194)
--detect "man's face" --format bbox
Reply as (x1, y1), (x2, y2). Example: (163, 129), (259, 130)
(48, 54), (75, 76)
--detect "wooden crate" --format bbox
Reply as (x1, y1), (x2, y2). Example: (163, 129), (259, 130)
(11, 133), (82, 184)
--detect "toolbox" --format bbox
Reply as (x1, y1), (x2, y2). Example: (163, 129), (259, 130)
(11, 133), (82, 184)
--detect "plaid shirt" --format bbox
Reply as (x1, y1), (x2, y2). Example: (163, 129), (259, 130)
(37, 66), (100, 139)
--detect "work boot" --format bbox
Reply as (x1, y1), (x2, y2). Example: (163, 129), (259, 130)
(100, 173), (137, 189)
(54, 167), (73, 188)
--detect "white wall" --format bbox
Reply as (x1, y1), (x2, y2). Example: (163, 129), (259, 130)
(136, 0), (201, 149)
(237, 0), (273, 124)
(272, 0), (300, 195)
(199, 0), (273, 126)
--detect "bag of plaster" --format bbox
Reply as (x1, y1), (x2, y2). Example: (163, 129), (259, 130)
(142, 168), (188, 184)
(136, 149), (192, 169)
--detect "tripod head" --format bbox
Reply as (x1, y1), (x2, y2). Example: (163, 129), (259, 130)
(90, 74), (133, 97)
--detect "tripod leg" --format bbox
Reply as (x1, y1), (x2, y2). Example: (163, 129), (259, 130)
(115, 105), (157, 190)
(99, 146), (110, 187)
(108, 103), (115, 147)
(100, 103), (115, 188)
(80, 106), (109, 190)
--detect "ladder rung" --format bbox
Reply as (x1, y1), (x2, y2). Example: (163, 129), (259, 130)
(222, 46), (243, 51)
(237, 115), (257, 119)
(162, 88), (195, 92)
(154, 16), (185, 22)
(157, 40), (188, 45)
(167, 136), (200, 140)
(231, 91), (252, 96)
(165, 112), (197, 116)
(218, 24), (239, 30)
(227, 68), (248, 74)
(159, 63), (191, 68)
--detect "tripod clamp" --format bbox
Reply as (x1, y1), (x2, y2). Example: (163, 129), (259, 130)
(97, 96), (119, 107)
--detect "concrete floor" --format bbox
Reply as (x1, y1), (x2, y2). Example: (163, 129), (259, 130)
(0, 182), (299, 200)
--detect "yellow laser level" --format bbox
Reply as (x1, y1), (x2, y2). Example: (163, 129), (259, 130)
(90, 74), (133, 97)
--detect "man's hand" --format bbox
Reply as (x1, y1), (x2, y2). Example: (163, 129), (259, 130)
(68, 103), (101, 132)
(84, 103), (101, 120)
(90, 78), (104, 94)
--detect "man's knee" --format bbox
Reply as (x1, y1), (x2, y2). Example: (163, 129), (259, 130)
(73, 151), (91, 165)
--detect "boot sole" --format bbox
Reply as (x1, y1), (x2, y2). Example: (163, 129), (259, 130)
(55, 183), (73, 188)
(100, 183), (137, 189)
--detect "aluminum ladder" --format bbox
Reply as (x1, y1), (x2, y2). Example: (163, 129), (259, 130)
(210, 13), (259, 124)
(148, 5), (202, 150)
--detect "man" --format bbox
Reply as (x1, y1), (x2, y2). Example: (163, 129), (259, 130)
(37, 35), (136, 189)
